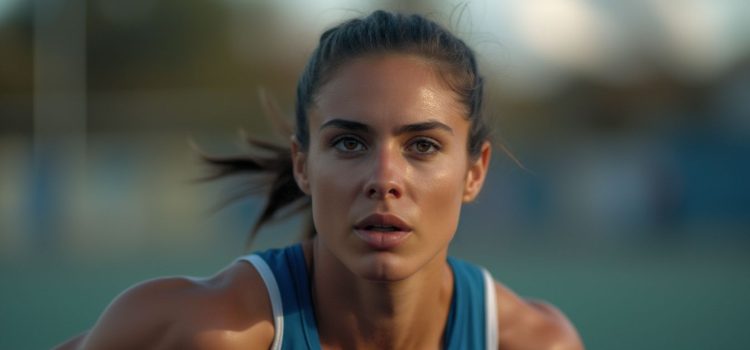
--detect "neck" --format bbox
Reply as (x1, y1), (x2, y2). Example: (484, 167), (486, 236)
(304, 239), (454, 350)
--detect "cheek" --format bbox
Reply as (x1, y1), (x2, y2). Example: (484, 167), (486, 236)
(410, 159), (468, 233)
(307, 158), (360, 233)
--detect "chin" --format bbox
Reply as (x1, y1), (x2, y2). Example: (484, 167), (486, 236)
(353, 253), (417, 282)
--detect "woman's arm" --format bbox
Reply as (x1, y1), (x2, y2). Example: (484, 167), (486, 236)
(495, 281), (584, 350)
(53, 263), (274, 349)
(59, 277), (190, 349)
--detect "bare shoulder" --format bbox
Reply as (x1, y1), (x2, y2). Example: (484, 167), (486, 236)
(57, 261), (274, 350)
(494, 281), (584, 350)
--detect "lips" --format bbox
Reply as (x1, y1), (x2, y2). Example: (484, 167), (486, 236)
(353, 213), (413, 250)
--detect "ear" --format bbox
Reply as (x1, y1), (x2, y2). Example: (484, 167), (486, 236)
(291, 136), (311, 195)
(463, 141), (491, 202)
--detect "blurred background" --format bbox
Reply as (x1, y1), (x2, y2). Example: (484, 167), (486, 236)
(1, 0), (749, 348)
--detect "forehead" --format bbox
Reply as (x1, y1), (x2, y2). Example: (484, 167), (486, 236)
(311, 54), (468, 131)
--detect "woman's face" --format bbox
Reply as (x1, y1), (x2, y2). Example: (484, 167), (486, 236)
(292, 54), (490, 281)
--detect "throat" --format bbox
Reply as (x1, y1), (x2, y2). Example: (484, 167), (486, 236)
(309, 241), (454, 349)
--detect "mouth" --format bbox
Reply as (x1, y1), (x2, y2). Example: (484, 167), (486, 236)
(353, 213), (413, 250)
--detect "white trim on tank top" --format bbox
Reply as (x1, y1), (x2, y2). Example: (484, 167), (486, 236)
(243, 254), (499, 350)
(241, 255), (284, 350)
(482, 268), (499, 350)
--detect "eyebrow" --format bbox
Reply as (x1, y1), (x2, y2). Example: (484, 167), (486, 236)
(320, 118), (453, 135)
(320, 119), (371, 133)
(396, 120), (453, 135)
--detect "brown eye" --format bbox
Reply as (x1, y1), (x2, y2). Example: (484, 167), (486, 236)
(415, 141), (433, 153)
(407, 138), (440, 155)
(343, 139), (359, 150)
(332, 136), (366, 153)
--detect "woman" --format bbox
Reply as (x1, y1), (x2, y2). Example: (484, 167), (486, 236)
(57, 10), (583, 349)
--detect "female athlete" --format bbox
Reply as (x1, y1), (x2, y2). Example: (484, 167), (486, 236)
(57, 10), (583, 349)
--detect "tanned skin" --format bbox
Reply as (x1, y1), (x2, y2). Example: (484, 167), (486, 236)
(56, 241), (582, 349)
(56, 54), (583, 350)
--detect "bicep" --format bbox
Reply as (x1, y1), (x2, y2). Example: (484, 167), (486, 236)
(527, 300), (584, 349)
(58, 264), (276, 350)
(527, 300), (571, 323)
(493, 282), (585, 350)
(77, 278), (188, 349)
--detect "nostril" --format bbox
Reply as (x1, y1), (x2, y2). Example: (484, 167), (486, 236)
(365, 181), (402, 199)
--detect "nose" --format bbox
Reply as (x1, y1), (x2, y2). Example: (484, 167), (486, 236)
(363, 146), (404, 200)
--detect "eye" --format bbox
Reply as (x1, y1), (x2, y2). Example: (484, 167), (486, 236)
(332, 136), (367, 153)
(407, 138), (441, 155)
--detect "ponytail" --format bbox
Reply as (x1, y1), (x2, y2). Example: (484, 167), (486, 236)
(201, 10), (493, 250)
(199, 120), (313, 250)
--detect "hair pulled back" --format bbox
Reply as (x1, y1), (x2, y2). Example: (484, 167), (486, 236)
(204, 10), (491, 248)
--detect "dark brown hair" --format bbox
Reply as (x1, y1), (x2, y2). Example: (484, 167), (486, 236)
(203, 10), (491, 248)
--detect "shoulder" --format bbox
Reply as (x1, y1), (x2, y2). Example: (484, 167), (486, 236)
(71, 260), (274, 350)
(493, 280), (584, 350)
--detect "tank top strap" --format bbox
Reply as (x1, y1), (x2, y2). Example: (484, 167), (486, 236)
(444, 257), (499, 350)
(240, 246), (497, 349)
(238, 244), (321, 350)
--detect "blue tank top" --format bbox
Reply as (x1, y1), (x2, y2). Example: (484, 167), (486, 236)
(239, 243), (498, 349)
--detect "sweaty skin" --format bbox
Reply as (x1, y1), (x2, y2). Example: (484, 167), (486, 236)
(299, 54), (477, 283)
(55, 54), (583, 350)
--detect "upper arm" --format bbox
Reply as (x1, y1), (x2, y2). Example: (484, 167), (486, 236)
(77, 277), (191, 349)
(494, 282), (584, 350)
(55, 263), (275, 350)
(526, 300), (584, 350)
